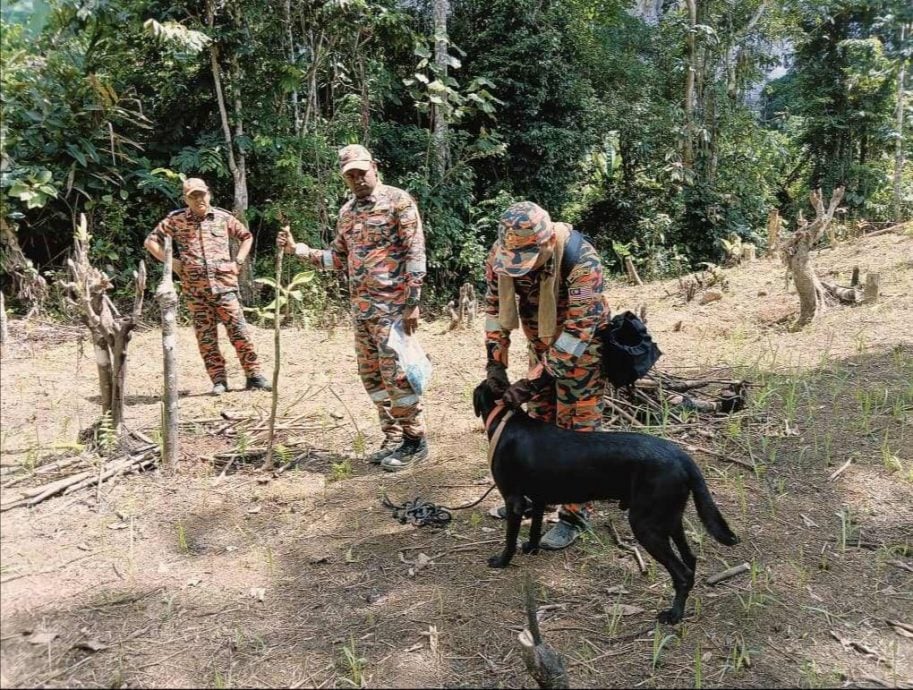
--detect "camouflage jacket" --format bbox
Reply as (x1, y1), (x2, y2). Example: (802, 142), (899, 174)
(301, 184), (426, 320)
(147, 207), (251, 295)
(484, 229), (607, 380)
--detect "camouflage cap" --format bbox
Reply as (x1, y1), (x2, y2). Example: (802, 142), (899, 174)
(338, 144), (374, 174)
(492, 201), (554, 277)
(182, 177), (209, 195)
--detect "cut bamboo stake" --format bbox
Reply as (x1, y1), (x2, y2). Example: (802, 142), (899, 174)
(156, 235), (179, 469)
(706, 562), (750, 585)
(264, 227), (286, 470)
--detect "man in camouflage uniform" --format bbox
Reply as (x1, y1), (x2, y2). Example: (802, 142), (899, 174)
(144, 177), (271, 395)
(278, 145), (428, 471)
(484, 200), (608, 549)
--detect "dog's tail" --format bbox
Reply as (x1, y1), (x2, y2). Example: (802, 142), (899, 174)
(685, 455), (740, 546)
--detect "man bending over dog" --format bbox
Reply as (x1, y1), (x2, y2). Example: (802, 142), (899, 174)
(483, 200), (609, 549)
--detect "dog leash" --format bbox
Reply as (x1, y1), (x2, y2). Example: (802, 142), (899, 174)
(380, 404), (515, 528)
(486, 403), (515, 469)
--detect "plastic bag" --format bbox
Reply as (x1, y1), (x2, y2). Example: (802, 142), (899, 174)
(386, 319), (433, 395)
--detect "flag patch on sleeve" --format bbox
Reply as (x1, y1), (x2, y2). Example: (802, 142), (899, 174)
(568, 286), (594, 302)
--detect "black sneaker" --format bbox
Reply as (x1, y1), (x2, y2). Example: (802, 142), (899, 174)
(211, 381), (228, 396)
(366, 438), (401, 465)
(540, 508), (591, 550)
(381, 436), (429, 472)
(488, 497), (535, 520)
(245, 374), (272, 391)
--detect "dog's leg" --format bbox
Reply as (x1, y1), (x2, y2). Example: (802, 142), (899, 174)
(672, 520), (697, 573)
(522, 503), (546, 555)
(630, 514), (694, 624)
(489, 496), (524, 568)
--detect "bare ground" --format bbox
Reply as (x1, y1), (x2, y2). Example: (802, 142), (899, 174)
(1, 232), (912, 688)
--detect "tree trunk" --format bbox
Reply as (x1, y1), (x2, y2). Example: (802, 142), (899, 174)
(432, 0), (450, 179)
(284, 0), (302, 136)
(682, 0), (697, 169)
(156, 235), (180, 469)
(894, 23), (908, 224)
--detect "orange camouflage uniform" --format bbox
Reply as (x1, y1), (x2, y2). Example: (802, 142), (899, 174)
(298, 183), (427, 440)
(484, 230), (608, 431)
(147, 207), (261, 383)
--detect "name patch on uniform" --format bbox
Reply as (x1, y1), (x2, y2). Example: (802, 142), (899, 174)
(568, 286), (593, 302)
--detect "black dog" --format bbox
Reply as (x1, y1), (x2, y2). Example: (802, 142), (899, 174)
(473, 379), (739, 624)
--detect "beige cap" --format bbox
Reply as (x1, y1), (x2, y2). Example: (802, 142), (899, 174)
(182, 177), (209, 195)
(338, 144), (373, 174)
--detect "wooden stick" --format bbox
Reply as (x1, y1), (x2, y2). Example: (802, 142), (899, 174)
(264, 235), (284, 471)
(705, 562), (750, 585)
(829, 457), (852, 481)
(156, 235), (180, 470)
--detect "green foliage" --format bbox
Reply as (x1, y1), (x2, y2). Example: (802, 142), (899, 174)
(2, 0), (907, 313)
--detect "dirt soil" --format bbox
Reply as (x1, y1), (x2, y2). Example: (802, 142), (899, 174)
(1, 232), (912, 689)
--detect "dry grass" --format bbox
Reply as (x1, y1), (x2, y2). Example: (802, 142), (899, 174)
(1, 231), (911, 688)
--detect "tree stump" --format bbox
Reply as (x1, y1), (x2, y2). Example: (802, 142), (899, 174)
(624, 255), (643, 285)
(780, 187), (845, 329)
(459, 282), (477, 327)
(65, 214), (147, 447)
(864, 273), (880, 304)
(0, 290), (7, 348)
(741, 244), (756, 262)
(155, 235), (180, 469)
(767, 209), (780, 256)
(518, 573), (569, 689)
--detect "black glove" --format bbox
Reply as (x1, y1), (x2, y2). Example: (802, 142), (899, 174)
(502, 368), (555, 409)
(503, 378), (534, 408)
(486, 362), (510, 397)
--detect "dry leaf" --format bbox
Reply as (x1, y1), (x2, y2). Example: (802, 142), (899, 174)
(246, 505), (262, 514)
(27, 631), (58, 645)
(608, 604), (644, 617)
(107, 522), (128, 530)
(249, 587), (266, 602)
(72, 639), (108, 652)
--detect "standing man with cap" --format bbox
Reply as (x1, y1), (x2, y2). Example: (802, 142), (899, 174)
(483, 200), (608, 550)
(144, 177), (272, 395)
(277, 145), (429, 471)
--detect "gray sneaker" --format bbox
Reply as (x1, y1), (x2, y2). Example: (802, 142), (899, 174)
(211, 381), (228, 396)
(540, 508), (591, 551)
(366, 438), (400, 465)
(381, 436), (429, 472)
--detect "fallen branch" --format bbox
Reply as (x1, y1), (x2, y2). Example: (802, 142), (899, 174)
(706, 562), (750, 585)
(828, 457), (853, 481)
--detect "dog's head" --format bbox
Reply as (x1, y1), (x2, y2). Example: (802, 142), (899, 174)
(472, 379), (500, 420)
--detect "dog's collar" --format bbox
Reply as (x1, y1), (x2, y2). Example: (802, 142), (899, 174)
(485, 403), (509, 434)
(486, 403), (515, 469)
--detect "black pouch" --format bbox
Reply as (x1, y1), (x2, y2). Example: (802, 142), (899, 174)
(599, 311), (662, 387)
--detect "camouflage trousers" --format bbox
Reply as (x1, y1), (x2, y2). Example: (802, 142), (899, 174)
(527, 336), (604, 516)
(185, 288), (261, 384)
(354, 317), (425, 441)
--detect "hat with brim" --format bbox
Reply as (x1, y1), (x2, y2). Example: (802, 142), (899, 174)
(182, 177), (209, 195)
(338, 144), (374, 174)
(492, 201), (554, 277)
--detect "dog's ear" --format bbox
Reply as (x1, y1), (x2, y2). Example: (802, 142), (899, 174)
(472, 383), (484, 418)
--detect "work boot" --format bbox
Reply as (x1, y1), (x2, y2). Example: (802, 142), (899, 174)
(211, 381), (228, 396)
(366, 438), (400, 465)
(381, 436), (429, 472)
(245, 374), (272, 392)
(540, 507), (591, 550)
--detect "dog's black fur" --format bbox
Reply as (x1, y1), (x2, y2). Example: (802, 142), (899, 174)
(473, 379), (739, 624)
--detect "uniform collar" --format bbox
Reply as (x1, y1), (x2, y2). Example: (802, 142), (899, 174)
(188, 207), (214, 221)
(353, 184), (382, 206)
